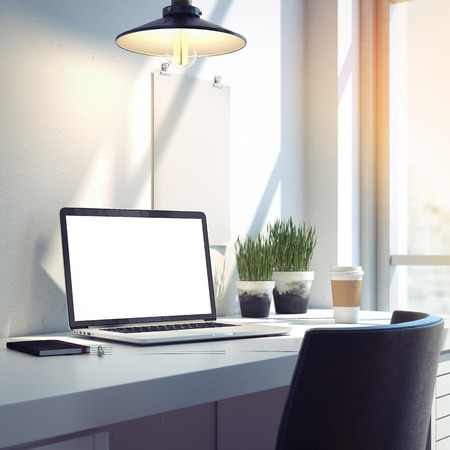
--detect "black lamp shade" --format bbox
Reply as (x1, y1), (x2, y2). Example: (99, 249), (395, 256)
(115, 4), (246, 57)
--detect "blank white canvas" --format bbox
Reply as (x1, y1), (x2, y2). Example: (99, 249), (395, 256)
(153, 72), (230, 245)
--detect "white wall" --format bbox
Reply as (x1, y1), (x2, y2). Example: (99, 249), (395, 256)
(0, 0), (312, 337)
(0, 0), (360, 337)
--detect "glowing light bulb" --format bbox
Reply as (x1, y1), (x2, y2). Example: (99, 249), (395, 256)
(165, 29), (197, 70)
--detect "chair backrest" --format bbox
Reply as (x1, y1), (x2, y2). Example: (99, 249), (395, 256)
(275, 310), (444, 450)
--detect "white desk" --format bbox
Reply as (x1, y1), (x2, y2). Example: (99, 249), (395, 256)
(1, 310), (449, 450)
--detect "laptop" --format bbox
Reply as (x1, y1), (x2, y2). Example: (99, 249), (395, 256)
(60, 207), (291, 345)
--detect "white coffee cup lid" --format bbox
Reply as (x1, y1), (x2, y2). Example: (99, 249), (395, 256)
(329, 266), (363, 273)
(329, 266), (364, 280)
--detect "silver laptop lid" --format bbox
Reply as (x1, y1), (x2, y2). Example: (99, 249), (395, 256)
(60, 208), (216, 330)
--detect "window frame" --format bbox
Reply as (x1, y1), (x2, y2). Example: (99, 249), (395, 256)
(366, 0), (450, 312)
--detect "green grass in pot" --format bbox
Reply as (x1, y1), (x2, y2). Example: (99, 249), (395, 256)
(268, 217), (316, 272)
(235, 234), (275, 281)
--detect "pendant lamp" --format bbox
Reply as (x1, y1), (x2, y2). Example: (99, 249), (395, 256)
(116, 0), (247, 69)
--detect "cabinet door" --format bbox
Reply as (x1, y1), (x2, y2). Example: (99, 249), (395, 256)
(431, 353), (450, 450)
(217, 386), (289, 450)
(31, 431), (109, 450)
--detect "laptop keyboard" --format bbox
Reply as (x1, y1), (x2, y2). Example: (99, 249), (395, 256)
(102, 322), (240, 334)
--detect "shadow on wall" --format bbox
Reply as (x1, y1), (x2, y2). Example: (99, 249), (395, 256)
(9, 239), (67, 337)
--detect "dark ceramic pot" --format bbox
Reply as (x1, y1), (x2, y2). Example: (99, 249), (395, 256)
(236, 281), (275, 318)
(272, 272), (314, 314)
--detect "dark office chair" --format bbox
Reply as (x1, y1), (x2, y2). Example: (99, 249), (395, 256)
(275, 310), (444, 450)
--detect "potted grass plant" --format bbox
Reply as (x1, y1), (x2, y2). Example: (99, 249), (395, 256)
(268, 217), (316, 314)
(235, 233), (275, 318)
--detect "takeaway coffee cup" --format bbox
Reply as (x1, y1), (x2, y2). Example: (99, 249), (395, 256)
(329, 266), (364, 323)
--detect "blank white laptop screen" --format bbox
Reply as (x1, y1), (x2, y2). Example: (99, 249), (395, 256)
(65, 214), (212, 322)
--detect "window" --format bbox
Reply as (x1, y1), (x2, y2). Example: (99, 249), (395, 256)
(389, 0), (450, 314)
